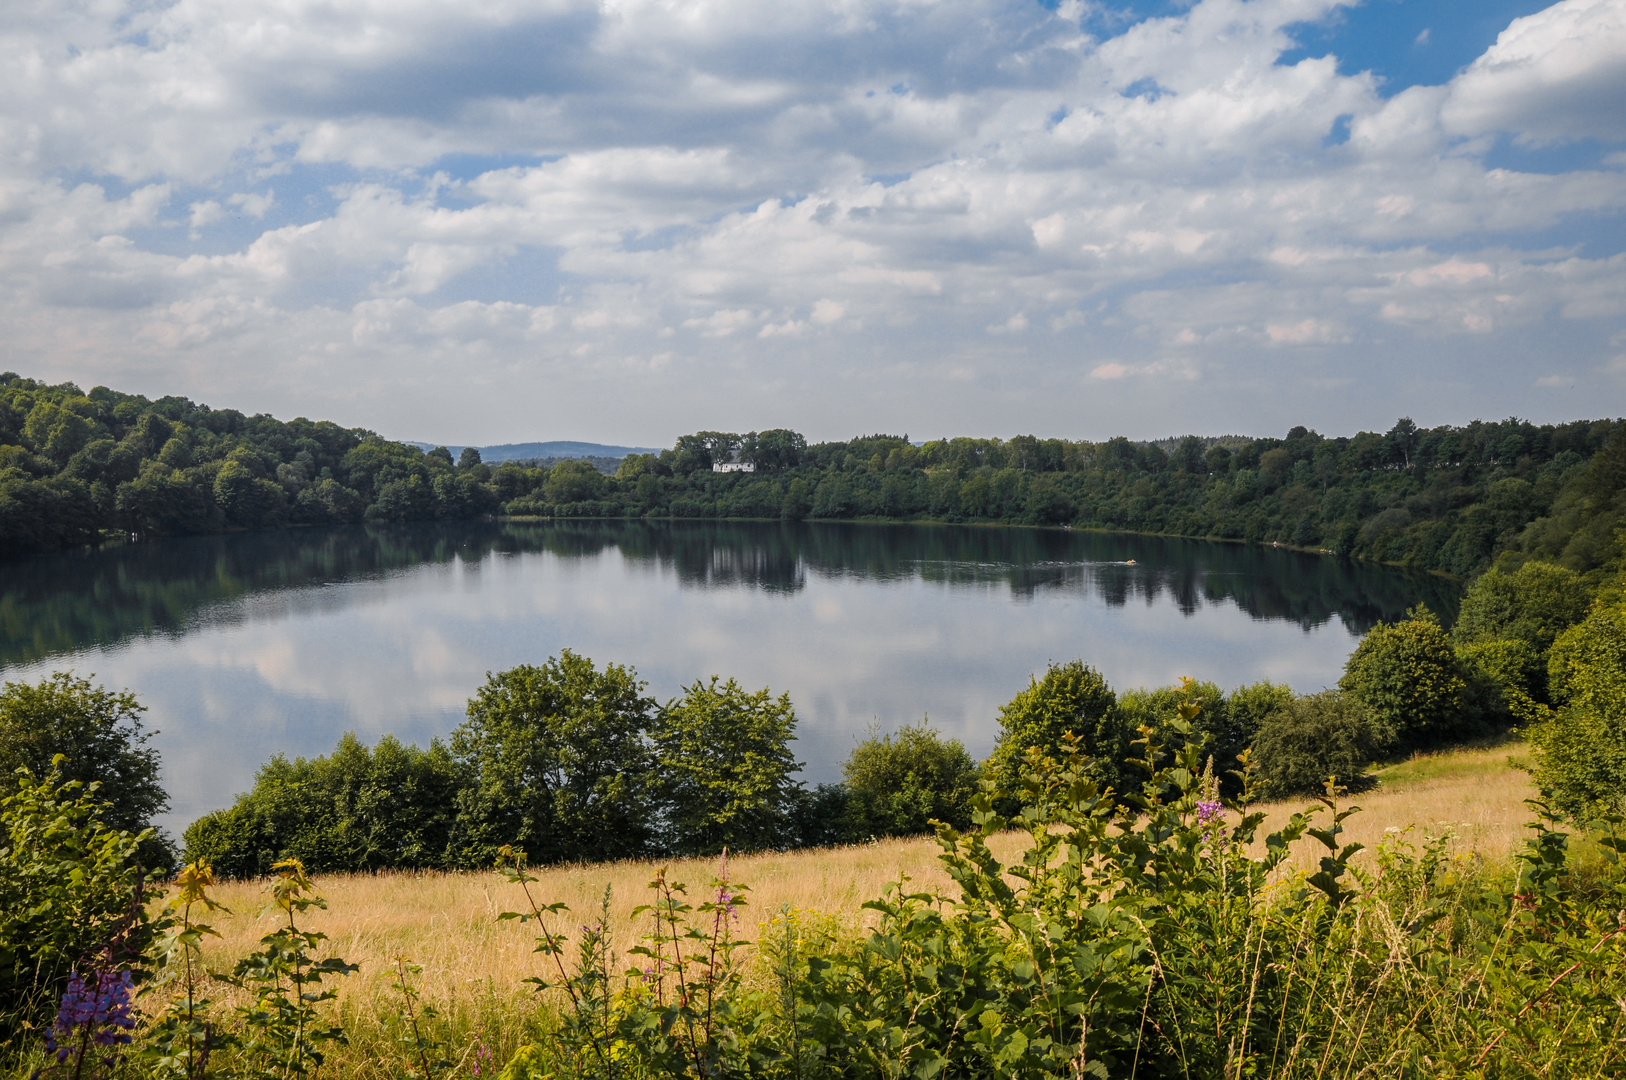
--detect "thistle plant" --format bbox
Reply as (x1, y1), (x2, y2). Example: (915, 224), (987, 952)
(228, 858), (357, 1080)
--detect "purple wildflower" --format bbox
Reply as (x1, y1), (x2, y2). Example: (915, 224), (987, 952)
(469, 1032), (494, 1078)
(1195, 798), (1226, 844)
(44, 970), (136, 1065)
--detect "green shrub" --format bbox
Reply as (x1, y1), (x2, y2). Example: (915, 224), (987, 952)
(451, 651), (658, 866)
(1530, 591), (1626, 816)
(653, 676), (802, 856)
(1339, 606), (1482, 748)
(840, 719), (980, 838)
(180, 802), (262, 881)
(1119, 679), (1269, 792)
(1251, 690), (1382, 799)
(984, 660), (1129, 809)
(182, 733), (463, 877)
(0, 674), (171, 867)
(785, 782), (851, 848)
(1226, 677), (1296, 746)
(1454, 561), (1591, 654)
(187, 657), (819, 872)
(1457, 638), (1545, 727)
(0, 759), (163, 1058)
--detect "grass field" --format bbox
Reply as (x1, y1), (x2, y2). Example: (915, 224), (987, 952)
(181, 738), (1541, 1077)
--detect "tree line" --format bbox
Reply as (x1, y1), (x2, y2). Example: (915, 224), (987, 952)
(2, 372), (1622, 581)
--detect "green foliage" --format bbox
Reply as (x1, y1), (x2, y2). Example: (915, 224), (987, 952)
(0, 373), (500, 558)
(1454, 560), (1591, 660)
(0, 758), (162, 1059)
(1250, 690), (1382, 799)
(1339, 606), (1480, 748)
(452, 652), (658, 866)
(11, 668), (1626, 1079)
(542, 460), (605, 505)
(1513, 430), (1626, 576)
(985, 660), (1129, 807)
(1457, 637), (1546, 727)
(495, 849), (765, 1080)
(839, 719), (980, 839)
(182, 734), (462, 877)
(224, 859), (358, 1079)
(186, 655), (822, 873)
(1118, 678), (1264, 794)
(783, 783), (851, 849)
(387, 957), (451, 1080)
(1224, 678), (1296, 749)
(1529, 591), (1626, 816)
(1546, 584), (1626, 707)
(0, 673), (168, 846)
(654, 677), (802, 856)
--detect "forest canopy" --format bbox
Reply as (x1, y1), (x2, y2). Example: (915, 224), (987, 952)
(1, 372), (1621, 580)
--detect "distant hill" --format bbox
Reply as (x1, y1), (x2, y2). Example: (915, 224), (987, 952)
(408, 440), (663, 462)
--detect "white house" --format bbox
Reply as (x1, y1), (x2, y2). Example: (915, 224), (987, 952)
(712, 453), (756, 473)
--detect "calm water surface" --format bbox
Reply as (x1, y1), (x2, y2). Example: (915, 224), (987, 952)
(0, 521), (1461, 834)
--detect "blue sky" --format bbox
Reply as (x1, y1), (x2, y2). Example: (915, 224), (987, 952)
(1, 0), (1623, 444)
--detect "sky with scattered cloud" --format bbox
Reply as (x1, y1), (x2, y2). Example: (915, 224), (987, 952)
(3, 0), (1624, 445)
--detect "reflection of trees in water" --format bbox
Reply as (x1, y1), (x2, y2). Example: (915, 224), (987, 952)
(0, 523), (510, 667)
(0, 520), (1459, 668)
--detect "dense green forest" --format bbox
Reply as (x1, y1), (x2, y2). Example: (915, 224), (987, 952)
(2, 372), (1622, 581)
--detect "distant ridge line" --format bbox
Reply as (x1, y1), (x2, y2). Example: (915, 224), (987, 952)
(408, 440), (663, 461)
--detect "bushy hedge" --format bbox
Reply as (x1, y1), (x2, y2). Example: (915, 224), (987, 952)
(1251, 690), (1383, 800)
(181, 734), (463, 879)
(1529, 586), (1626, 816)
(186, 653), (814, 873)
(840, 720), (980, 838)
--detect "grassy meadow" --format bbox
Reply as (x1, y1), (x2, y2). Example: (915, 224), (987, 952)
(181, 741), (1541, 1078)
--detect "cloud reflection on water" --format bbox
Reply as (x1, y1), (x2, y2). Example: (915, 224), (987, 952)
(0, 521), (1462, 834)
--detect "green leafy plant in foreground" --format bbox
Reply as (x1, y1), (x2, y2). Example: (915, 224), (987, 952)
(0, 757), (160, 1060)
(140, 860), (231, 1080)
(387, 957), (450, 1080)
(496, 844), (764, 1080)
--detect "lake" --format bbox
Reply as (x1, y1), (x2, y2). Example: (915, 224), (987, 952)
(0, 520), (1462, 835)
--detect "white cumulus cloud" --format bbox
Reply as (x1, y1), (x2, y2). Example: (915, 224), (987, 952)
(0, 0), (1620, 443)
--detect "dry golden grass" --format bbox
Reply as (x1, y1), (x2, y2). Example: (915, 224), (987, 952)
(185, 740), (1538, 1047)
(1246, 739), (1538, 874)
(196, 834), (984, 1028)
